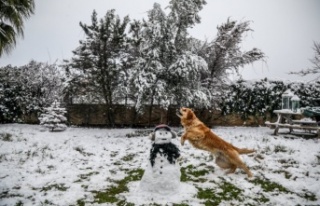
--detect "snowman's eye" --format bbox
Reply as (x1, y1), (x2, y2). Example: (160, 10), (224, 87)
(165, 132), (168, 134)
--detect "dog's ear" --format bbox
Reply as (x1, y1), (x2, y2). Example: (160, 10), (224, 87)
(149, 132), (155, 141)
(171, 131), (177, 139)
(186, 109), (194, 120)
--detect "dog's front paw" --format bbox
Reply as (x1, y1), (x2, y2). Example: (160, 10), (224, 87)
(190, 135), (202, 141)
(181, 139), (185, 146)
(180, 136), (186, 146)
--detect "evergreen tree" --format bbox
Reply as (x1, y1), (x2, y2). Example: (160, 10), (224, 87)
(202, 18), (265, 81)
(39, 100), (67, 131)
(188, 18), (266, 106)
(166, 0), (210, 108)
(0, 65), (23, 122)
(167, 0), (207, 54)
(19, 60), (65, 109)
(129, 3), (173, 117)
(168, 52), (211, 108)
(0, 61), (65, 123)
(65, 10), (130, 126)
(129, 1), (209, 115)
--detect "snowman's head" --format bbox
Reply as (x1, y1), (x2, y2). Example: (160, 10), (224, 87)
(149, 124), (176, 144)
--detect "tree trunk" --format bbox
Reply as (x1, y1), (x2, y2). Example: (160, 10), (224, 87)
(148, 98), (154, 127)
(105, 106), (115, 127)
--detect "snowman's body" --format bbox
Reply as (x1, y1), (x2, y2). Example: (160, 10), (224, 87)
(140, 126), (181, 195)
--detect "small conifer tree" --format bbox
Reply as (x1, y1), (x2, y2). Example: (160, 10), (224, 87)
(39, 100), (67, 131)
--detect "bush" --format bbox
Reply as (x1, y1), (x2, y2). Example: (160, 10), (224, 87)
(220, 79), (320, 120)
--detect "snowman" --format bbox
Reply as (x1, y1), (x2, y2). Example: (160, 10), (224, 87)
(139, 124), (181, 195)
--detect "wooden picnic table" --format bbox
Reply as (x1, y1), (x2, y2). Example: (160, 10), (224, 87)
(265, 109), (319, 137)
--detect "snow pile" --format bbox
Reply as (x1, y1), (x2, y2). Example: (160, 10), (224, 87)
(0, 124), (319, 205)
(126, 181), (197, 205)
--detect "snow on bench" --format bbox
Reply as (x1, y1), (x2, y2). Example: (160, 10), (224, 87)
(265, 121), (320, 137)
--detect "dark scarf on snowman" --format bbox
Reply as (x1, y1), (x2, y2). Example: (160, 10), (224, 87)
(150, 142), (180, 167)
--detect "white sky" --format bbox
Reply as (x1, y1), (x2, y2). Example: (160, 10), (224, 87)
(0, 0), (319, 81)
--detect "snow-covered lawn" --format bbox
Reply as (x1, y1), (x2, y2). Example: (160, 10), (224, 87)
(0, 124), (319, 206)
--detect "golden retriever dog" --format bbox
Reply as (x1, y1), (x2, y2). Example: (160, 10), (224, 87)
(177, 107), (255, 178)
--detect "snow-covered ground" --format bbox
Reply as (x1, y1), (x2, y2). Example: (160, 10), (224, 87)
(0, 124), (319, 206)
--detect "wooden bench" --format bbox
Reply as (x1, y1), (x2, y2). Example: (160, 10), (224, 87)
(265, 121), (320, 137)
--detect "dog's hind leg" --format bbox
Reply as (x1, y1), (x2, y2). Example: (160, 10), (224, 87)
(215, 152), (233, 169)
(225, 165), (237, 174)
(225, 149), (253, 178)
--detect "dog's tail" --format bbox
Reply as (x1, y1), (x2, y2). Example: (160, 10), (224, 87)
(234, 147), (256, 154)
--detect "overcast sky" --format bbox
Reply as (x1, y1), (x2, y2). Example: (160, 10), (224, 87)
(0, 0), (319, 81)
